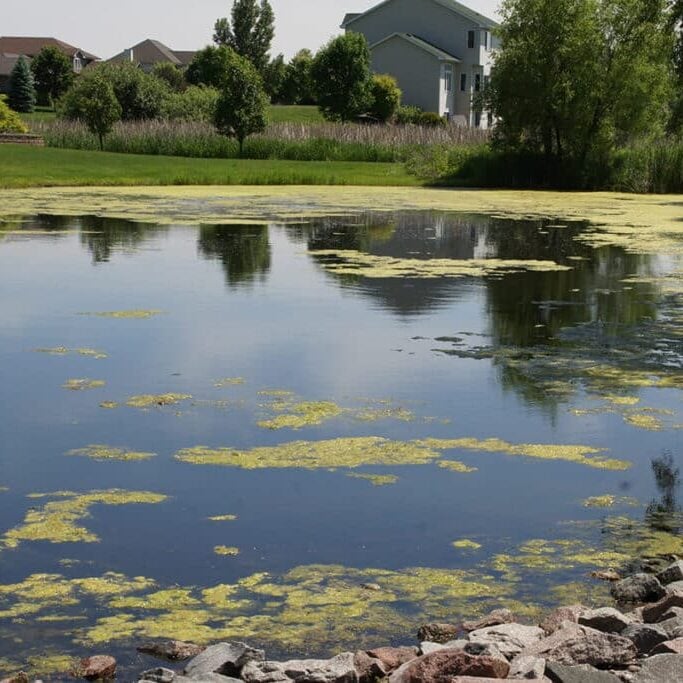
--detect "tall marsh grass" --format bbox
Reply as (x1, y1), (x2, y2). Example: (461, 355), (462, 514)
(35, 119), (489, 163)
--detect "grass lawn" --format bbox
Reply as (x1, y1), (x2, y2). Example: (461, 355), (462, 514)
(267, 105), (324, 124)
(0, 145), (419, 188)
(20, 107), (57, 127)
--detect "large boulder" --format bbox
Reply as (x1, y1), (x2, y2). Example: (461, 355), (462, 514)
(610, 574), (665, 604)
(353, 652), (387, 683)
(508, 654), (546, 679)
(544, 661), (622, 682)
(578, 608), (631, 634)
(241, 653), (357, 683)
(658, 615), (683, 639)
(468, 623), (545, 660)
(417, 623), (461, 644)
(621, 623), (669, 655)
(138, 668), (176, 683)
(184, 643), (265, 679)
(657, 560), (683, 586)
(540, 606), (587, 635)
(641, 589), (683, 623)
(388, 649), (510, 683)
(138, 641), (206, 661)
(632, 654), (683, 682)
(518, 622), (636, 668)
(365, 647), (417, 672)
(462, 609), (515, 632)
(77, 655), (117, 681)
(650, 638), (683, 655)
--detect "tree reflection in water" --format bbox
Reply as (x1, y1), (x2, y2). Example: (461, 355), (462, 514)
(646, 451), (681, 534)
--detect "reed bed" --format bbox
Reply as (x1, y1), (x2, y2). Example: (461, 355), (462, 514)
(35, 119), (489, 163)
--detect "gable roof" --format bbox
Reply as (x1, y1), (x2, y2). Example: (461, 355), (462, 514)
(0, 54), (20, 78)
(342, 0), (498, 29)
(172, 50), (196, 66)
(370, 33), (461, 61)
(0, 36), (98, 61)
(108, 39), (185, 66)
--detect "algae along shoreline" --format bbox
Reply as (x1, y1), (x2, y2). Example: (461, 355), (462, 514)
(0, 186), (681, 680)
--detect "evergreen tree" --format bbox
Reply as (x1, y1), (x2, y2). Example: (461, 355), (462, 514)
(213, 0), (275, 73)
(8, 56), (36, 113)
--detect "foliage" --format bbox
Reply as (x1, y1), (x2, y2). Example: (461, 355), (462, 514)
(151, 62), (186, 92)
(214, 50), (268, 154)
(161, 85), (219, 122)
(489, 0), (674, 169)
(280, 49), (316, 105)
(213, 0), (275, 73)
(395, 105), (424, 125)
(312, 33), (373, 122)
(369, 74), (401, 122)
(418, 112), (446, 127)
(96, 62), (170, 120)
(0, 96), (28, 133)
(8, 56), (36, 113)
(57, 72), (121, 149)
(186, 46), (233, 88)
(30, 47), (73, 107)
(263, 54), (286, 100)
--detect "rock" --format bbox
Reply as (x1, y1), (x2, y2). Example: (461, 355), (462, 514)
(417, 623), (460, 644)
(176, 675), (241, 682)
(0, 675), (29, 683)
(578, 608), (631, 634)
(468, 623), (545, 659)
(665, 580), (683, 594)
(519, 622), (636, 668)
(461, 642), (508, 665)
(624, 607), (644, 624)
(184, 643), (265, 679)
(138, 641), (206, 661)
(657, 615), (683, 639)
(365, 647), (417, 672)
(610, 574), (665, 604)
(658, 605), (683, 622)
(388, 649), (509, 682)
(591, 570), (621, 582)
(353, 652), (387, 683)
(621, 623), (669, 655)
(657, 560), (683, 585)
(360, 583), (381, 592)
(242, 653), (357, 683)
(77, 655), (117, 681)
(419, 642), (447, 656)
(450, 679), (533, 683)
(540, 606), (587, 635)
(508, 654), (546, 679)
(138, 668), (176, 683)
(649, 638), (683, 655)
(632, 654), (683, 682)
(545, 661), (622, 682)
(641, 589), (683, 623)
(462, 608), (515, 632)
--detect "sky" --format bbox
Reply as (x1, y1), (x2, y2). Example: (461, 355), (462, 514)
(4, 0), (501, 60)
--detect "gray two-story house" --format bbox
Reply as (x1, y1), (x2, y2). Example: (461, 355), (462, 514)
(342, 0), (498, 127)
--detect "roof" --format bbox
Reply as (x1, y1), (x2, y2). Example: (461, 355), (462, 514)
(172, 50), (196, 66)
(108, 39), (183, 66)
(342, 0), (498, 29)
(0, 54), (20, 77)
(370, 33), (461, 61)
(0, 37), (98, 60)
(341, 13), (362, 26)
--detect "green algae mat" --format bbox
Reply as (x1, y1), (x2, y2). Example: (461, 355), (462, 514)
(0, 187), (680, 679)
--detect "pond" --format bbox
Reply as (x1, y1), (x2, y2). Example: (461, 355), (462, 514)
(0, 187), (681, 679)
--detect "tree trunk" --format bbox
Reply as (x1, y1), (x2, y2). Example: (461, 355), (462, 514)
(238, 137), (244, 157)
(98, 132), (104, 151)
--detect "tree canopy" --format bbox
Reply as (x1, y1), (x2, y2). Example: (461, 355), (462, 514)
(30, 46), (73, 107)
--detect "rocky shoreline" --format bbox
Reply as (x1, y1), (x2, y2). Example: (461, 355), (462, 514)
(5, 560), (683, 683)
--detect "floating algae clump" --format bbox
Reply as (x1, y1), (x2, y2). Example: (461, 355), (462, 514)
(582, 495), (639, 508)
(452, 539), (482, 550)
(257, 401), (344, 430)
(175, 437), (443, 469)
(624, 412), (664, 431)
(311, 250), (571, 279)
(214, 377), (246, 387)
(62, 378), (105, 391)
(438, 460), (478, 473)
(418, 437), (631, 471)
(80, 309), (163, 319)
(35, 347), (107, 360)
(2, 490), (167, 549)
(209, 514), (238, 522)
(215, 546), (240, 556)
(346, 473), (398, 486)
(125, 393), (192, 408)
(67, 445), (156, 462)
(110, 588), (199, 610)
(99, 401), (119, 409)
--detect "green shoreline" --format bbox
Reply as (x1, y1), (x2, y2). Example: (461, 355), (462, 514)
(0, 145), (419, 189)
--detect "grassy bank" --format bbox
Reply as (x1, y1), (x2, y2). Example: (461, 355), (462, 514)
(0, 145), (419, 188)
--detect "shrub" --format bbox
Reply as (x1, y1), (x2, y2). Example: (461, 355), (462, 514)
(369, 74), (401, 122)
(8, 56), (36, 113)
(187, 46), (233, 88)
(151, 62), (186, 92)
(418, 112), (445, 127)
(162, 85), (219, 122)
(395, 105), (423, 125)
(0, 96), (28, 133)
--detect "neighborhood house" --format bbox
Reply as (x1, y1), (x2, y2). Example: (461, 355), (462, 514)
(342, 0), (498, 127)
(107, 39), (196, 73)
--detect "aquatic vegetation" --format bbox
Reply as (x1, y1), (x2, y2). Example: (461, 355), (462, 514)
(214, 377), (246, 387)
(125, 393), (192, 408)
(418, 438), (631, 471)
(209, 514), (238, 522)
(257, 400), (344, 430)
(257, 389), (295, 397)
(452, 539), (482, 550)
(66, 444), (157, 462)
(1, 490), (167, 549)
(62, 378), (105, 391)
(624, 412), (664, 431)
(215, 546), (240, 556)
(582, 495), (639, 509)
(79, 309), (162, 319)
(99, 401), (119, 409)
(603, 395), (640, 406)
(346, 473), (399, 486)
(34, 346), (108, 359)
(438, 460), (478, 473)
(312, 249), (571, 279)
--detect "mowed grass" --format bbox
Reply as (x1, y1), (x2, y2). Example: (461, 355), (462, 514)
(267, 105), (324, 123)
(0, 145), (419, 188)
(20, 107), (57, 127)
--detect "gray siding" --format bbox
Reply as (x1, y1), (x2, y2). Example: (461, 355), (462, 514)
(371, 37), (441, 113)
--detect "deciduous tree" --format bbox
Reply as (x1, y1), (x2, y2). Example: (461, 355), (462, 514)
(30, 46), (73, 107)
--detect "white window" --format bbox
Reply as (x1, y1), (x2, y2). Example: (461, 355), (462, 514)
(73, 55), (82, 73)
(444, 64), (453, 92)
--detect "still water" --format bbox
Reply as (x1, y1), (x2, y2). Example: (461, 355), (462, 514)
(0, 201), (680, 677)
